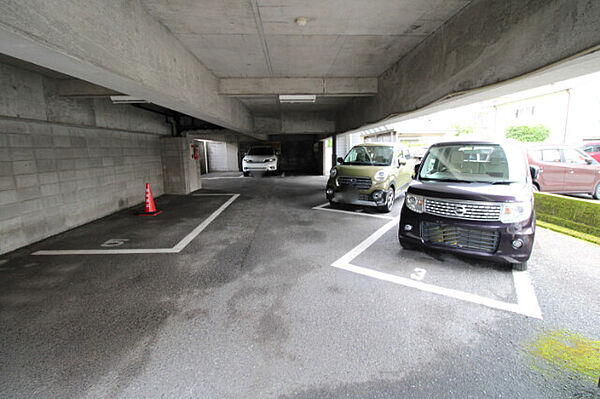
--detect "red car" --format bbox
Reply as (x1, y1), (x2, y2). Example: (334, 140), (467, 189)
(527, 145), (600, 200)
(582, 142), (600, 163)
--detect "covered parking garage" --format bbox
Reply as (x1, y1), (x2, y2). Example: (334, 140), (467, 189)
(1, 1), (600, 397)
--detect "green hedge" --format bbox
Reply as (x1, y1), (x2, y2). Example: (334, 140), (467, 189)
(534, 192), (600, 243)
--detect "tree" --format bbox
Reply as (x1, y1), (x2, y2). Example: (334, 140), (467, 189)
(453, 124), (473, 136)
(505, 125), (550, 142)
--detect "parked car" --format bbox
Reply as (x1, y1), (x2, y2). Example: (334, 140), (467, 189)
(581, 142), (600, 163)
(527, 144), (600, 199)
(242, 146), (279, 176)
(398, 141), (536, 271)
(326, 143), (410, 212)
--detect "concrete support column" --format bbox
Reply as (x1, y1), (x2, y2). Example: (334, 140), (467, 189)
(160, 137), (202, 194)
(331, 134), (337, 166)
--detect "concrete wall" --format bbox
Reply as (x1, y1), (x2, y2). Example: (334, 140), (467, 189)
(0, 0), (253, 133)
(160, 137), (202, 194)
(338, 0), (600, 132)
(0, 62), (168, 254)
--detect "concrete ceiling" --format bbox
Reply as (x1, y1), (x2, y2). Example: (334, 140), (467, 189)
(141, 0), (472, 117)
(142, 0), (471, 79)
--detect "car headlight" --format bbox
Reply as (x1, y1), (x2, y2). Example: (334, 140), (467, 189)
(500, 201), (532, 224)
(374, 169), (388, 182)
(264, 158), (275, 162)
(405, 193), (424, 213)
(243, 158), (249, 162)
(330, 168), (338, 178)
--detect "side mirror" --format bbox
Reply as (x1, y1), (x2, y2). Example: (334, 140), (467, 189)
(397, 158), (406, 167)
(412, 163), (421, 179)
(337, 157), (344, 164)
(529, 165), (539, 181)
(585, 158), (593, 165)
(276, 150), (281, 156)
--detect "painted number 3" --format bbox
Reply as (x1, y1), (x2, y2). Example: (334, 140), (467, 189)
(410, 268), (426, 281)
(101, 238), (129, 247)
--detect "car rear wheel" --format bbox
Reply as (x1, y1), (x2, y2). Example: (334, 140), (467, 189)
(243, 171), (250, 177)
(593, 182), (600, 200)
(513, 261), (528, 271)
(532, 183), (539, 192)
(378, 187), (395, 213)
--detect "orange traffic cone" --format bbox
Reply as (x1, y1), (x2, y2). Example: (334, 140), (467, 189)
(138, 183), (162, 216)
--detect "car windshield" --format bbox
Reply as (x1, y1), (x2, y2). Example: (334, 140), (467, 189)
(418, 143), (527, 184)
(248, 147), (274, 156)
(343, 145), (394, 166)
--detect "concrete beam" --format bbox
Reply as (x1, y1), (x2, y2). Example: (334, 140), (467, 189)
(219, 78), (377, 96)
(187, 129), (268, 143)
(57, 79), (121, 98)
(255, 112), (336, 135)
(338, 0), (600, 132)
(0, 0), (253, 134)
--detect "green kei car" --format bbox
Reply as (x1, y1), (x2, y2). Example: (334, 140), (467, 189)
(326, 143), (412, 212)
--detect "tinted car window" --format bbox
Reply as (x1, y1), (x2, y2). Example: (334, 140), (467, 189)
(419, 144), (526, 183)
(343, 146), (394, 166)
(541, 149), (561, 163)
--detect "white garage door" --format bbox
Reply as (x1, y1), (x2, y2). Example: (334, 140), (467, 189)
(207, 142), (239, 172)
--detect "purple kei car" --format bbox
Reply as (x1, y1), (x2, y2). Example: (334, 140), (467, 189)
(398, 141), (536, 271)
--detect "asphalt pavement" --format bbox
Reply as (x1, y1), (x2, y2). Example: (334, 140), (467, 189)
(1, 173), (599, 398)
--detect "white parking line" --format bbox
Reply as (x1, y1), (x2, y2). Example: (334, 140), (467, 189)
(312, 202), (395, 220)
(200, 175), (244, 180)
(173, 194), (239, 250)
(331, 216), (543, 319)
(192, 193), (238, 196)
(32, 194), (240, 256)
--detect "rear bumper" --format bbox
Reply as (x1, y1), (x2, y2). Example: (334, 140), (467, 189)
(398, 206), (535, 263)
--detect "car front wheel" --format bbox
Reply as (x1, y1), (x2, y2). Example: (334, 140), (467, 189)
(378, 187), (395, 213)
(399, 237), (418, 250)
(513, 261), (528, 271)
(594, 182), (600, 200)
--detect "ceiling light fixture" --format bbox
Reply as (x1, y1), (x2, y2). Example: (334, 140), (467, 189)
(294, 17), (308, 26)
(279, 94), (316, 103)
(110, 95), (149, 104)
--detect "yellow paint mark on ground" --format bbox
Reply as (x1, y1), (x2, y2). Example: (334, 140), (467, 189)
(527, 330), (600, 382)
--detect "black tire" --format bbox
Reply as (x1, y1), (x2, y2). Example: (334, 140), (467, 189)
(593, 182), (600, 200)
(378, 187), (395, 213)
(328, 200), (336, 208)
(532, 183), (539, 192)
(243, 171), (250, 177)
(399, 237), (417, 250)
(513, 261), (528, 271)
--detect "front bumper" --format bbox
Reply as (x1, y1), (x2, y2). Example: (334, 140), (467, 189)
(243, 160), (277, 172)
(326, 180), (389, 207)
(398, 206), (535, 263)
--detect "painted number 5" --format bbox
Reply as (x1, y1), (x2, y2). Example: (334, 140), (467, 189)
(410, 268), (426, 281)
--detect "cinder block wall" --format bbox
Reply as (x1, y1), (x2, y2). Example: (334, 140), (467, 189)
(0, 61), (168, 254)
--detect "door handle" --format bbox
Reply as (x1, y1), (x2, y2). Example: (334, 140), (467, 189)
(569, 170), (574, 174)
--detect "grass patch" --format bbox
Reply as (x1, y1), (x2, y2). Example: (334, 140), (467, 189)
(536, 220), (600, 246)
(534, 192), (600, 245)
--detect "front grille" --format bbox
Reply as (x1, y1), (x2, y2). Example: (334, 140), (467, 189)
(422, 222), (500, 253)
(337, 176), (372, 190)
(424, 197), (502, 221)
(358, 194), (370, 201)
